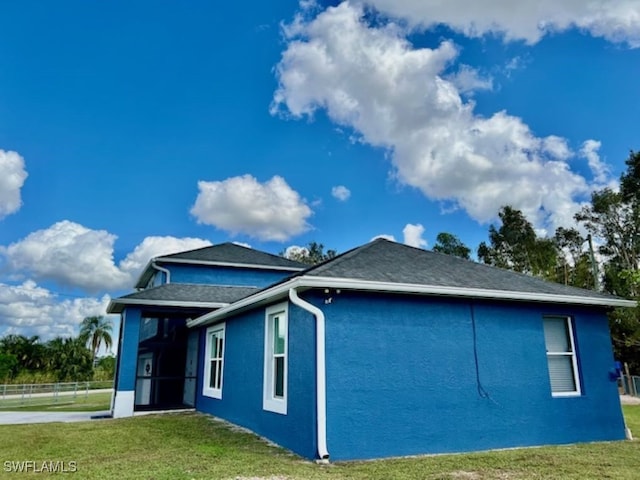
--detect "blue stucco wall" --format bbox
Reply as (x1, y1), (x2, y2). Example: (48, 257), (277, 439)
(310, 291), (627, 461)
(116, 307), (141, 391)
(195, 301), (317, 459)
(167, 264), (294, 287)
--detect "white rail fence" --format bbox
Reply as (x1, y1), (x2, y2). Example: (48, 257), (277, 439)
(621, 375), (640, 397)
(0, 381), (113, 408)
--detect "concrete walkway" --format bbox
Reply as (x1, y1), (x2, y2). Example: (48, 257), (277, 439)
(0, 410), (111, 425)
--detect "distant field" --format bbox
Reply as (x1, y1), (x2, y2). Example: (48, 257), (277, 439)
(0, 391), (112, 412)
(0, 405), (638, 479)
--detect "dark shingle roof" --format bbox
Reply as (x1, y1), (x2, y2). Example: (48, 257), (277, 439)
(160, 242), (306, 269)
(189, 239), (635, 329)
(300, 238), (624, 302)
(107, 284), (259, 314)
(134, 242), (306, 289)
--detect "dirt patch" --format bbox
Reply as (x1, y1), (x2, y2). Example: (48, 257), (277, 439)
(621, 395), (640, 405)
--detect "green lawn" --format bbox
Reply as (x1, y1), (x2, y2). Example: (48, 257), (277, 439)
(0, 391), (112, 412)
(0, 406), (639, 479)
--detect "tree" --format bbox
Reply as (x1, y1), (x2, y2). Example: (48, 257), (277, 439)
(552, 227), (596, 289)
(281, 241), (337, 265)
(574, 150), (640, 372)
(94, 355), (116, 381)
(477, 206), (557, 277)
(47, 337), (93, 382)
(0, 334), (47, 372)
(432, 232), (471, 259)
(0, 353), (17, 382)
(79, 316), (113, 363)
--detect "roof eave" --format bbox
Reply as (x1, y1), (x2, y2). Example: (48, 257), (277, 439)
(133, 260), (156, 289)
(107, 298), (229, 315)
(153, 257), (306, 271)
(187, 275), (636, 329)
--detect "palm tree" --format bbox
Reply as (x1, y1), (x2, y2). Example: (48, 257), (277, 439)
(79, 316), (113, 363)
(47, 336), (93, 382)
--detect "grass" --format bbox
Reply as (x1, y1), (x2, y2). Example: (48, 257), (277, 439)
(0, 391), (112, 412)
(0, 406), (638, 479)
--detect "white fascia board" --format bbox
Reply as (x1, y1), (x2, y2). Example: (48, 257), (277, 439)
(187, 275), (635, 328)
(153, 257), (305, 272)
(107, 298), (229, 314)
(302, 276), (637, 308)
(133, 260), (156, 289)
(187, 279), (299, 328)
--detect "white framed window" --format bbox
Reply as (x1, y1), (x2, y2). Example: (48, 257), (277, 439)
(203, 323), (225, 399)
(543, 316), (581, 397)
(263, 302), (288, 414)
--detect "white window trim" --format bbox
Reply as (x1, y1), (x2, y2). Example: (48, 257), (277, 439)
(202, 323), (225, 399)
(263, 302), (288, 415)
(544, 316), (581, 397)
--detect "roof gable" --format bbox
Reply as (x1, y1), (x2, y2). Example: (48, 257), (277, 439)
(159, 242), (306, 269)
(134, 242), (306, 289)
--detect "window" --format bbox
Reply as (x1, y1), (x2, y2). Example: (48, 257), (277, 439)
(263, 302), (288, 414)
(203, 323), (225, 399)
(543, 316), (581, 396)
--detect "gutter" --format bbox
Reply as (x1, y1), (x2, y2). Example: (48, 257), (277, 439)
(288, 288), (330, 462)
(188, 276), (636, 329)
(152, 261), (171, 285)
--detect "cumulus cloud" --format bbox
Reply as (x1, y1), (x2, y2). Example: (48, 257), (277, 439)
(366, 0), (640, 47)
(580, 139), (611, 186)
(119, 236), (212, 279)
(272, 2), (609, 232)
(0, 150), (28, 219)
(190, 175), (313, 241)
(331, 185), (351, 201)
(232, 241), (252, 249)
(446, 65), (493, 95)
(0, 280), (115, 341)
(371, 234), (396, 242)
(1, 222), (213, 292)
(283, 245), (309, 259)
(1, 221), (130, 292)
(402, 223), (427, 248)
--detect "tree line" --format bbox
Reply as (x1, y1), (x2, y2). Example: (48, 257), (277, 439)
(0, 316), (114, 384)
(290, 151), (640, 372)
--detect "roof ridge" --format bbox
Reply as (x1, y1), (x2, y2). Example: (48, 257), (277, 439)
(298, 238), (386, 275)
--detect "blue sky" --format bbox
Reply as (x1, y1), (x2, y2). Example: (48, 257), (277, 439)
(1, 0), (639, 344)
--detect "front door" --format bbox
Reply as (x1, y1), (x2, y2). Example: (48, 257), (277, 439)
(135, 353), (153, 406)
(182, 331), (199, 406)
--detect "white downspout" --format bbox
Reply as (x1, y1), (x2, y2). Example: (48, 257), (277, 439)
(288, 288), (330, 461)
(151, 261), (171, 285)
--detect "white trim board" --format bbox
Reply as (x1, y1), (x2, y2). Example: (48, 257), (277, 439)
(188, 276), (635, 328)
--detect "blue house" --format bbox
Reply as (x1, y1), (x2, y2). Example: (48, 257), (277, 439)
(109, 239), (634, 461)
(107, 242), (306, 418)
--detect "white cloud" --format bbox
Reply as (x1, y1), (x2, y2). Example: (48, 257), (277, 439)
(366, 0), (640, 47)
(371, 234), (396, 242)
(190, 175), (313, 241)
(0, 150), (28, 219)
(580, 139), (611, 186)
(232, 241), (252, 249)
(402, 223), (427, 248)
(331, 185), (351, 201)
(272, 3), (610, 232)
(0, 280), (115, 342)
(1, 221), (130, 292)
(118, 236), (212, 279)
(446, 65), (493, 95)
(1, 222), (213, 292)
(283, 245), (309, 259)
